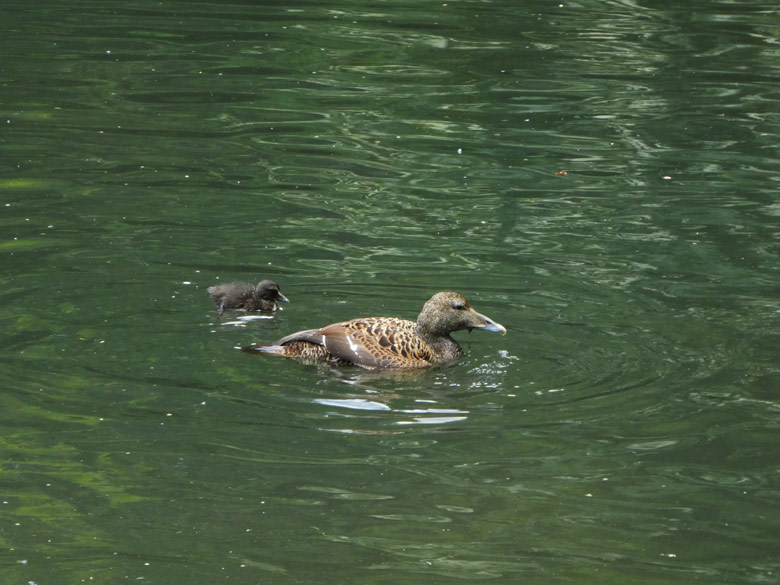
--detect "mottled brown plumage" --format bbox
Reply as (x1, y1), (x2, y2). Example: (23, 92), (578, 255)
(208, 279), (288, 316)
(243, 291), (506, 370)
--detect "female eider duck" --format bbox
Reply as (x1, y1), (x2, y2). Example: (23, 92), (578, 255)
(243, 291), (506, 369)
(208, 279), (289, 316)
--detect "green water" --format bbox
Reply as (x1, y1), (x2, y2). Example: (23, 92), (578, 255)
(2, 0), (778, 583)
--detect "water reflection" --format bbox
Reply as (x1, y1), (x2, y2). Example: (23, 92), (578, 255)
(218, 314), (277, 328)
(314, 397), (469, 426)
(314, 398), (392, 411)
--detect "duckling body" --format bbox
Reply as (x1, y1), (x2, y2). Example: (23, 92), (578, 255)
(208, 279), (288, 316)
(243, 291), (505, 369)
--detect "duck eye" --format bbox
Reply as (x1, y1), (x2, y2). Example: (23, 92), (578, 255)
(452, 301), (467, 310)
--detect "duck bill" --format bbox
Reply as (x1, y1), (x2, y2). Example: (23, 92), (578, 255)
(278, 293), (290, 303)
(473, 311), (507, 335)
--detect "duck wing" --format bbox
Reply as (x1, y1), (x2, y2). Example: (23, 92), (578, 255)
(275, 317), (434, 369)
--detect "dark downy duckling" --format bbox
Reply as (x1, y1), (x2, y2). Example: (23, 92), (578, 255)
(243, 291), (506, 369)
(208, 279), (288, 316)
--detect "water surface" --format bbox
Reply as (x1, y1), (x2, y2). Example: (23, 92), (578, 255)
(1, 1), (778, 583)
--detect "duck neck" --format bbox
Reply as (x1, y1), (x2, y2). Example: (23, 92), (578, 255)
(416, 326), (463, 364)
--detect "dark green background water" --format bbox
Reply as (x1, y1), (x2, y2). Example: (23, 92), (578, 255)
(2, 0), (778, 583)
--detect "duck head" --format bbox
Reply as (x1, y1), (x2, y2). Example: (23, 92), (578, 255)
(256, 280), (289, 303)
(416, 291), (506, 338)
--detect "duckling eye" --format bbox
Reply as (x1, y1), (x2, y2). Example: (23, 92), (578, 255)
(452, 301), (467, 310)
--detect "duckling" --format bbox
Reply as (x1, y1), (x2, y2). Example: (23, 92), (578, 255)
(243, 291), (505, 369)
(208, 279), (288, 316)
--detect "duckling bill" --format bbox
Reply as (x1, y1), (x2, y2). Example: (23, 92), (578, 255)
(243, 291), (506, 369)
(208, 279), (288, 316)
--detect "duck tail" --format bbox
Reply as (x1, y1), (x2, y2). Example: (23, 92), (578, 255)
(241, 343), (285, 356)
